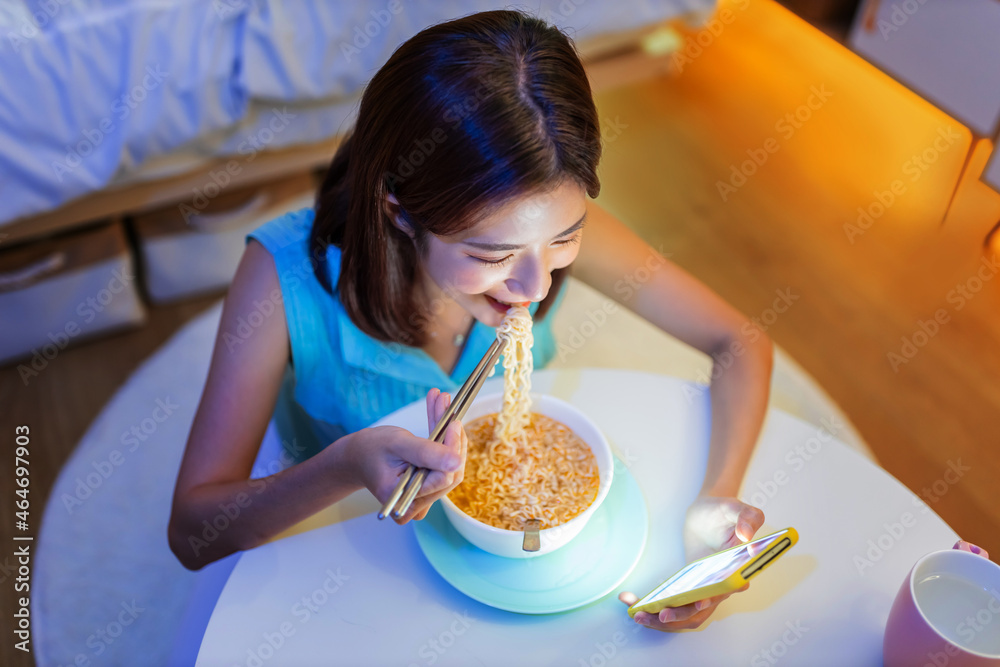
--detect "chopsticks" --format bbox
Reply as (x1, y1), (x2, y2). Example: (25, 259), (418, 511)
(377, 336), (508, 520)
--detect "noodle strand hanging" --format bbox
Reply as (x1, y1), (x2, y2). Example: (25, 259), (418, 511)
(448, 305), (599, 531)
(494, 304), (533, 453)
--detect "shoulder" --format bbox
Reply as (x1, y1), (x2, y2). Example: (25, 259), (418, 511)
(246, 207), (318, 257)
(246, 206), (344, 284)
(241, 236), (282, 292)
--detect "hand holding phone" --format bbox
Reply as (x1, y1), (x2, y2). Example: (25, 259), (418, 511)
(627, 527), (798, 619)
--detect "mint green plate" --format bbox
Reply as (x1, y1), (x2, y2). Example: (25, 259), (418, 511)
(414, 457), (648, 614)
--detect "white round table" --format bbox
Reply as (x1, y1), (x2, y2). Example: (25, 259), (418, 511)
(196, 368), (958, 666)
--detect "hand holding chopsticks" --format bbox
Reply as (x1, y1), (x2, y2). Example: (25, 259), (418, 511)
(379, 337), (507, 521)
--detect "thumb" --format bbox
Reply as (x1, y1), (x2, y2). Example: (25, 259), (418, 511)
(618, 591), (638, 606)
(736, 503), (765, 542)
(392, 430), (462, 473)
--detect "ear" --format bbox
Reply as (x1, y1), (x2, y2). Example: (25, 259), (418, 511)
(385, 193), (416, 240)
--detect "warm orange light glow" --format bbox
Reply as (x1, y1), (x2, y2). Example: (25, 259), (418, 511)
(670, 0), (973, 231)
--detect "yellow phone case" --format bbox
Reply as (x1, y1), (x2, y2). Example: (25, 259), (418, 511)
(627, 527), (799, 618)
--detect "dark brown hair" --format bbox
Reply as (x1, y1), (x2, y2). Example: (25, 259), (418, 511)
(311, 9), (602, 347)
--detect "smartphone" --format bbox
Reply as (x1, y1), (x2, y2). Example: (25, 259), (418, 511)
(627, 527), (799, 618)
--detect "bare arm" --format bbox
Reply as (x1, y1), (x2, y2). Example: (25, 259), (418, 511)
(167, 240), (362, 569)
(168, 241), (466, 570)
(570, 200), (774, 497)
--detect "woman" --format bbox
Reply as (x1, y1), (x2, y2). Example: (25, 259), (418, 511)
(168, 8), (772, 632)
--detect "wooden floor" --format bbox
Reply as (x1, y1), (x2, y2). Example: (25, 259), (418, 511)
(588, 0), (1000, 561)
(2, 2), (998, 664)
(0, 294), (221, 666)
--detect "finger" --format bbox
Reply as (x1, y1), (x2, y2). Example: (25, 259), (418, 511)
(659, 607), (715, 631)
(954, 540), (989, 559)
(416, 421), (466, 495)
(445, 418), (462, 447)
(618, 591), (639, 605)
(660, 584), (750, 624)
(718, 498), (747, 527)
(398, 492), (441, 523)
(737, 504), (765, 542)
(435, 391), (452, 423)
(641, 584), (748, 627)
(658, 603), (702, 624)
(426, 388), (440, 431)
(428, 391), (452, 438)
(633, 609), (707, 632)
(415, 469), (453, 497)
(427, 389), (451, 435)
(391, 432), (462, 474)
(394, 491), (437, 524)
(450, 420), (468, 486)
(632, 611), (656, 627)
(456, 423), (468, 485)
(413, 448), (465, 501)
(442, 419), (466, 470)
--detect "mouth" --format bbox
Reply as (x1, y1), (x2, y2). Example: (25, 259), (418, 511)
(485, 294), (529, 314)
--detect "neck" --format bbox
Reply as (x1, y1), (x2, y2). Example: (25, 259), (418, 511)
(414, 267), (470, 342)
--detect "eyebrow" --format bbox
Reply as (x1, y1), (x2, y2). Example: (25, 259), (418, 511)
(463, 212), (587, 251)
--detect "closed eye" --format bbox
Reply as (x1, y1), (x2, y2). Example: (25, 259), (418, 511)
(470, 234), (581, 267)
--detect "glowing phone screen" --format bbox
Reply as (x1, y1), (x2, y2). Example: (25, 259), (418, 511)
(643, 531), (789, 602)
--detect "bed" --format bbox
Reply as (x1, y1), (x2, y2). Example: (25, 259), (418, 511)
(0, 0), (716, 241)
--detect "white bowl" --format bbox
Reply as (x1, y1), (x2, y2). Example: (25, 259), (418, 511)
(441, 392), (614, 559)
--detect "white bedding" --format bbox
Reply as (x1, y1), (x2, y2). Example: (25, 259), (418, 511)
(0, 0), (714, 228)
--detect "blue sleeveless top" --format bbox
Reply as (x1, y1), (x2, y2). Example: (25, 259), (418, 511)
(246, 208), (569, 461)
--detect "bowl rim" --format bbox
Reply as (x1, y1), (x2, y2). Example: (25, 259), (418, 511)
(441, 391), (614, 538)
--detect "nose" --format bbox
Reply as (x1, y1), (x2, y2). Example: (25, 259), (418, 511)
(506, 253), (550, 303)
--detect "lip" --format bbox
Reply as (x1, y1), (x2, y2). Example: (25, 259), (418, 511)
(485, 294), (514, 314)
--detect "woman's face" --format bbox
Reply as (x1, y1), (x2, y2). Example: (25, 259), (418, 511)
(407, 180), (587, 328)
